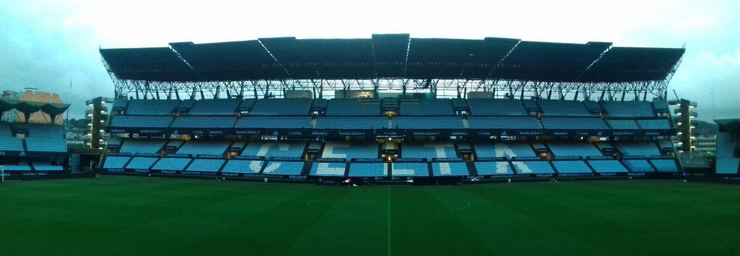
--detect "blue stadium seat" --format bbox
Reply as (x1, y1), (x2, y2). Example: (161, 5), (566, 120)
(186, 159), (225, 173)
(236, 116), (313, 129)
(110, 116), (173, 128)
(400, 99), (454, 116)
(170, 116), (236, 129)
(321, 142), (377, 159)
(177, 141), (231, 156)
(510, 161), (554, 175)
(547, 142), (602, 158)
(221, 159), (264, 174)
(615, 142), (661, 157)
(125, 157), (158, 170)
(467, 99), (527, 116)
(621, 159), (655, 173)
(14, 124), (65, 138)
(325, 99), (380, 116)
(241, 141), (305, 158)
(310, 162), (346, 176)
(431, 162), (469, 176)
(606, 119), (640, 130)
(263, 161), (304, 175)
(187, 99), (241, 115)
(119, 139), (166, 154)
(1, 164), (32, 172)
(349, 162), (388, 177)
(402, 142), (458, 159)
(602, 101), (655, 118)
(25, 137), (67, 153)
(151, 157), (192, 171)
(466, 116), (541, 130)
(587, 160), (628, 173)
(716, 158), (740, 175)
(649, 159), (678, 173)
(112, 98), (129, 112)
(32, 164), (64, 172)
(175, 100), (195, 113)
(0, 136), (24, 153)
(474, 142), (536, 158)
(538, 100), (591, 116)
(552, 160), (594, 174)
(249, 99), (312, 115)
(474, 161), (514, 175)
(652, 99), (670, 113)
(391, 162), (429, 177)
(125, 100), (179, 115)
(637, 119), (671, 130)
(583, 101), (603, 114)
(541, 117), (609, 130)
(103, 156), (131, 170)
(316, 116), (388, 129)
(238, 99), (257, 112)
(393, 116), (462, 129)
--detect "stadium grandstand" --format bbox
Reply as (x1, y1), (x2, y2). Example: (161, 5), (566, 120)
(715, 119), (740, 177)
(97, 34), (684, 183)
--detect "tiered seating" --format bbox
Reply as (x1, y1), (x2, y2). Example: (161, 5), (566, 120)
(321, 142), (377, 159)
(238, 99), (256, 112)
(552, 160), (593, 174)
(349, 162), (388, 177)
(606, 119), (640, 130)
(310, 162), (346, 176)
(547, 142), (602, 158)
(400, 99), (454, 116)
(587, 160), (628, 173)
(15, 124), (65, 138)
(466, 116), (540, 130)
(622, 159), (655, 173)
(151, 157), (192, 171)
(102, 156), (131, 170)
(175, 100), (195, 113)
(716, 133), (738, 158)
(538, 100), (590, 116)
(325, 99), (380, 116)
(0, 137), (24, 153)
(393, 116), (462, 129)
(177, 141), (230, 156)
(186, 159), (225, 173)
(431, 162), (469, 176)
(0, 122), (10, 136)
(316, 116), (387, 129)
(221, 159), (264, 174)
(540, 117), (608, 130)
(583, 101), (603, 114)
(615, 142), (661, 157)
(474, 161), (514, 175)
(119, 139), (166, 154)
(403, 142), (458, 159)
(112, 98), (128, 112)
(249, 99), (311, 115)
(170, 116), (236, 129)
(474, 142), (536, 158)
(602, 101), (655, 118)
(187, 99), (240, 115)
(715, 158), (739, 175)
(262, 161), (304, 175)
(125, 100), (179, 115)
(650, 159), (678, 173)
(637, 119), (671, 130)
(510, 161), (554, 175)
(391, 162), (429, 177)
(467, 99), (527, 116)
(241, 141), (305, 158)
(25, 137), (67, 153)
(32, 164), (64, 172)
(110, 116), (173, 128)
(652, 99), (670, 113)
(1, 164), (32, 172)
(125, 157), (158, 170)
(236, 116), (313, 129)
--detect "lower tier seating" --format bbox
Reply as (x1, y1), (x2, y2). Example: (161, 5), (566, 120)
(587, 160), (628, 173)
(349, 162), (388, 177)
(431, 162), (469, 176)
(621, 159), (655, 173)
(551, 160), (594, 174)
(391, 162), (429, 177)
(510, 161), (554, 175)
(186, 159), (225, 173)
(474, 161), (514, 175)
(649, 159), (679, 173)
(716, 158), (740, 175)
(310, 162), (347, 176)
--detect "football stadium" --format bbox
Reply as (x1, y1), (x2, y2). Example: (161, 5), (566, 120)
(2, 34), (740, 256)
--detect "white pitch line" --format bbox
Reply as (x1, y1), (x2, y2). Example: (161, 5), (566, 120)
(387, 186), (392, 256)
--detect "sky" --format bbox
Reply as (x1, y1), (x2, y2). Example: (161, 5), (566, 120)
(1, 0), (738, 120)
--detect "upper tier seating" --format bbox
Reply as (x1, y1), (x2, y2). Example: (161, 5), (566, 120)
(112, 98), (128, 112)
(262, 161), (304, 175)
(310, 162), (347, 176)
(607, 119), (640, 130)
(110, 116), (173, 128)
(583, 101), (603, 114)
(249, 99), (311, 115)
(547, 142), (602, 157)
(236, 116), (313, 129)
(177, 141), (231, 156)
(238, 99), (257, 112)
(400, 99), (455, 116)
(151, 157), (192, 171)
(174, 100), (195, 112)
(326, 99), (380, 116)
(349, 162), (388, 177)
(321, 142), (378, 159)
(602, 101), (655, 118)
(510, 161), (554, 174)
(402, 142), (458, 159)
(393, 116), (463, 129)
(15, 124), (65, 138)
(186, 159), (225, 173)
(636, 119), (671, 130)
(652, 99), (670, 113)
(103, 156), (131, 169)
(391, 162), (429, 177)
(316, 116), (388, 129)
(119, 139), (166, 154)
(540, 117), (609, 130)
(0, 122), (10, 136)
(552, 160), (593, 174)
(587, 160), (628, 173)
(187, 99), (241, 115)
(221, 159), (264, 174)
(467, 99), (528, 116)
(126, 100), (179, 115)
(431, 162), (469, 176)
(25, 137), (67, 153)
(474, 142), (536, 158)
(650, 159), (678, 173)
(474, 161), (514, 175)
(538, 100), (591, 116)
(125, 157), (158, 170)
(615, 141), (661, 157)
(716, 158), (740, 175)
(170, 116), (237, 129)
(241, 141), (305, 158)
(466, 116), (541, 130)
(621, 159), (654, 173)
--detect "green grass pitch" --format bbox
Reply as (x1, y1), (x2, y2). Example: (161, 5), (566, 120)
(1, 176), (740, 256)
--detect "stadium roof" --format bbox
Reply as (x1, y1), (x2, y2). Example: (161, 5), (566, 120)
(715, 119), (740, 132)
(100, 34), (685, 83)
